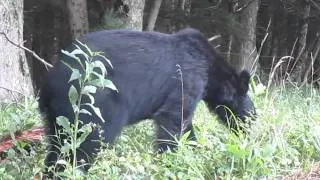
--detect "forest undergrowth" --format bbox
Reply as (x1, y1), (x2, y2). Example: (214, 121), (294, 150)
(0, 84), (319, 179)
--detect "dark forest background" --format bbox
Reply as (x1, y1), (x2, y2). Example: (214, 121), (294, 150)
(21, 0), (320, 92)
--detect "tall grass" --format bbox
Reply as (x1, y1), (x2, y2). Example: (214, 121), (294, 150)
(0, 85), (319, 179)
(86, 85), (320, 179)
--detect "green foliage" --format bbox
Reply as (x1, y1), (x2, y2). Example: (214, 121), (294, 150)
(0, 98), (41, 137)
(86, 87), (320, 179)
(0, 83), (319, 179)
(0, 99), (44, 179)
(47, 41), (116, 179)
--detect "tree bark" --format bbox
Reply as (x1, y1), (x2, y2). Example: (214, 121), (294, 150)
(0, 0), (33, 103)
(296, 0), (310, 82)
(230, 0), (259, 72)
(146, 0), (163, 31)
(123, 0), (145, 31)
(177, 0), (191, 29)
(67, 0), (89, 39)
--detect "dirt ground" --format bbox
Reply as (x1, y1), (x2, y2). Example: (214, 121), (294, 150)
(282, 162), (320, 180)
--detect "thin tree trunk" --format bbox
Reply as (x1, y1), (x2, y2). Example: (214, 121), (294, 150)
(236, 0), (259, 72)
(146, 0), (163, 31)
(123, 0), (145, 31)
(302, 35), (320, 86)
(177, 0), (191, 29)
(67, 0), (89, 39)
(0, 0), (33, 103)
(296, 0), (310, 82)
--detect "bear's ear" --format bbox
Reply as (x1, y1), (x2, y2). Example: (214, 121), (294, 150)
(239, 70), (250, 95)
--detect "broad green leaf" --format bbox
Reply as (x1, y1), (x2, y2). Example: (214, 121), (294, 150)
(88, 79), (118, 91)
(70, 48), (89, 61)
(56, 160), (68, 165)
(76, 124), (93, 147)
(79, 109), (92, 116)
(80, 93), (95, 105)
(68, 85), (78, 106)
(57, 116), (71, 133)
(227, 144), (249, 158)
(102, 79), (118, 91)
(92, 60), (107, 75)
(61, 50), (84, 71)
(83, 93), (95, 105)
(61, 49), (80, 61)
(180, 131), (191, 142)
(72, 104), (79, 113)
(83, 85), (97, 95)
(97, 54), (113, 68)
(84, 61), (92, 78)
(16, 140), (29, 149)
(75, 40), (93, 57)
(83, 103), (105, 123)
(91, 71), (105, 79)
(91, 71), (105, 88)
(69, 69), (81, 82)
(60, 143), (72, 154)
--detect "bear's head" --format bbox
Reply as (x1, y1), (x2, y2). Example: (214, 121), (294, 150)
(207, 70), (256, 130)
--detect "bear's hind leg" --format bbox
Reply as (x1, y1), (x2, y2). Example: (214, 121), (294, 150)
(153, 88), (201, 152)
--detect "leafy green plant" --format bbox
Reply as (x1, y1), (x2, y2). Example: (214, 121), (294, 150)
(0, 98), (44, 180)
(49, 41), (117, 179)
(0, 56), (319, 179)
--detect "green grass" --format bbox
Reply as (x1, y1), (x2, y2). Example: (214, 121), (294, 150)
(0, 87), (319, 179)
(0, 98), (44, 180)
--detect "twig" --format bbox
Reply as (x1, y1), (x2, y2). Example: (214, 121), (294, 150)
(0, 85), (25, 96)
(235, 0), (256, 13)
(208, 35), (221, 42)
(310, 0), (320, 11)
(0, 32), (53, 69)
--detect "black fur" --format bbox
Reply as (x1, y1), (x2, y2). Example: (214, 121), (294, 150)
(39, 28), (255, 174)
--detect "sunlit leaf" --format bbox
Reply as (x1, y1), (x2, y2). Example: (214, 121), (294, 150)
(79, 109), (92, 116)
(92, 61), (107, 75)
(61, 49), (80, 61)
(69, 69), (81, 82)
(76, 124), (93, 147)
(68, 85), (78, 106)
(83, 103), (105, 123)
(56, 159), (68, 165)
(75, 40), (93, 57)
(83, 85), (97, 95)
(70, 48), (89, 61)
(88, 79), (118, 91)
(57, 116), (71, 133)
(97, 54), (113, 68)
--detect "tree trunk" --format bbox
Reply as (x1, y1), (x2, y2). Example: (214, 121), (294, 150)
(0, 0), (33, 103)
(67, 0), (89, 39)
(123, 0), (145, 31)
(24, 1), (71, 90)
(163, 0), (177, 32)
(230, 0), (259, 72)
(146, 0), (163, 31)
(296, 0), (310, 82)
(177, 0), (191, 29)
(301, 36), (319, 86)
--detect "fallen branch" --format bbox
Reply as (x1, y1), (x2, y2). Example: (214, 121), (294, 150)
(0, 32), (53, 69)
(0, 127), (46, 153)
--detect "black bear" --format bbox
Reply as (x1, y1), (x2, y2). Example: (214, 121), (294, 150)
(39, 28), (255, 174)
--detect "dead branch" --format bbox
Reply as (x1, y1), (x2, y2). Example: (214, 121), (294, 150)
(235, 0), (256, 13)
(0, 85), (24, 96)
(0, 32), (53, 69)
